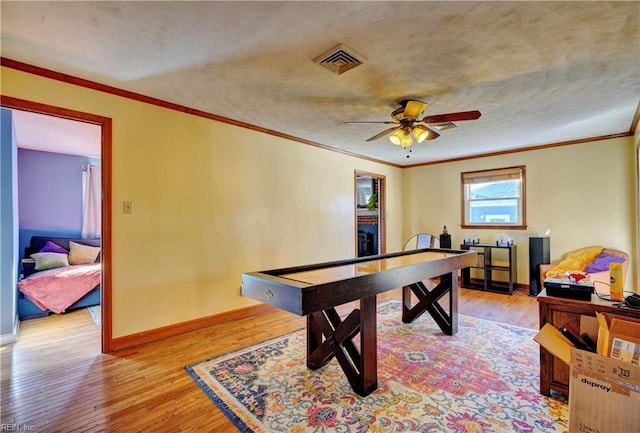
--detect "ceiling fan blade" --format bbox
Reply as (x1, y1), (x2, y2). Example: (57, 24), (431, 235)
(366, 126), (400, 142)
(403, 100), (428, 119)
(344, 121), (399, 125)
(421, 110), (481, 124)
(424, 126), (440, 140)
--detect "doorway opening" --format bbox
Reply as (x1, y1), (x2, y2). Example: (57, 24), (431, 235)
(355, 171), (385, 257)
(2, 96), (112, 353)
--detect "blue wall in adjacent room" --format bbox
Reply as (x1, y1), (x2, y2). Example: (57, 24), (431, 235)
(17, 148), (97, 258)
(1, 109), (20, 341)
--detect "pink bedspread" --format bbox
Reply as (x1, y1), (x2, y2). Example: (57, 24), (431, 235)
(17, 263), (101, 314)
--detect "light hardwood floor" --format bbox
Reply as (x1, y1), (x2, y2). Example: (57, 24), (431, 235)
(1, 288), (538, 432)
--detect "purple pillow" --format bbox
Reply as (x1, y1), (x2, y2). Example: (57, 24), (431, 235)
(38, 240), (69, 255)
(583, 253), (625, 273)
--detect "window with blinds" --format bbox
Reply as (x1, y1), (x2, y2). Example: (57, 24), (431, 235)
(461, 166), (526, 229)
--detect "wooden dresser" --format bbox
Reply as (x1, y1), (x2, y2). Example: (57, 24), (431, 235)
(537, 290), (640, 396)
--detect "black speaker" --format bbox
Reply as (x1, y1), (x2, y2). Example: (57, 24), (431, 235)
(439, 226), (451, 249)
(529, 236), (550, 295)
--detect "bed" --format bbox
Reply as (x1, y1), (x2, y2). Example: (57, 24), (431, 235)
(17, 236), (101, 320)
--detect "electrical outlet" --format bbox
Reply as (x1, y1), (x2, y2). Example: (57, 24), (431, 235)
(123, 201), (133, 214)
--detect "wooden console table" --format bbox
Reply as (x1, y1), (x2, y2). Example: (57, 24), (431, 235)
(537, 290), (640, 396)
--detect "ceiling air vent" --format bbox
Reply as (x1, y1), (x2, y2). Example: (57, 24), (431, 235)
(314, 44), (366, 75)
(431, 122), (458, 131)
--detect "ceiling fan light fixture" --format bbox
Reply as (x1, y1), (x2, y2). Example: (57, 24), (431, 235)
(412, 125), (430, 143)
(400, 133), (413, 149)
(389, 129), (404, 145)
(348, 104), (480, 152)
(389, 129), (413, 148)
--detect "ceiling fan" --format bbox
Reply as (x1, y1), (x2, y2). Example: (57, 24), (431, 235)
(346, 99), (481, 150)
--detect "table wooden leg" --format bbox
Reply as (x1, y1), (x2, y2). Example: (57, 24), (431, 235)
(306, 295), (378, 396)
(359, 295), (377, 395)
(402, 271), (458, 335)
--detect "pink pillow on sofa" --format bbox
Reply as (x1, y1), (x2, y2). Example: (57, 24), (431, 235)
(583, 253), (625, 273)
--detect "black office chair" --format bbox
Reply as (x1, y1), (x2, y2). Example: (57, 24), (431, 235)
(402, 233), (438, 251)
(402, 233), (439, 289)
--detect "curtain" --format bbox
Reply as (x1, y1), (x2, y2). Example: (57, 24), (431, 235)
(81, 164), (101, 239)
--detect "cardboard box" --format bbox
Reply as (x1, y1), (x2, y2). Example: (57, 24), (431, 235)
(534, 323), (572, 365)
(568, 348), (640, 433)
(596, 313), (640, 357)
(535, 318), (640, 433)
(608, 318), (640, 363)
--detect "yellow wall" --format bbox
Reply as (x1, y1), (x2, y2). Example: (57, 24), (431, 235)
(634, 117), (640, 288)
(4, 65), (637, 341)
(2, 67), (404, 337)
(404, 137), (638, 291)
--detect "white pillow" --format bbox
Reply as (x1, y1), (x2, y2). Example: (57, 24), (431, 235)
(31, 252), (70, 271)
(68, 241), (101, 265)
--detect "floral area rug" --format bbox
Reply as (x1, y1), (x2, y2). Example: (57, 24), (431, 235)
(186, 300), (568, 432)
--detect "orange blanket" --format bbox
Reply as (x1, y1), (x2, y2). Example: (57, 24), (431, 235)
(18, 263), (101, 314)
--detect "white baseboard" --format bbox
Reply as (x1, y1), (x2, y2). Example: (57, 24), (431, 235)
(0, 315), (19, 345)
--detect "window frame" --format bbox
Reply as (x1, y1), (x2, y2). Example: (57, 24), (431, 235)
(461, 165), (527, 230)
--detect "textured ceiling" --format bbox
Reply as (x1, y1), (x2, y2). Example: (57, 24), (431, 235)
(2, 1), (639, 166)
(11, 110), (101, 158)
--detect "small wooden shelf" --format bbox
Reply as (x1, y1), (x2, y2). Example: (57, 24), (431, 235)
(460, 243), (518, 294)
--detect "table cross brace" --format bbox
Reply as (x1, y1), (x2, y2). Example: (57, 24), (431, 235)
(306, 295), (377, 396)
(402, 271), (458, 335)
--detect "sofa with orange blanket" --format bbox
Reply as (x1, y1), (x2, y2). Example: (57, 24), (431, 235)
(539, 246), (629, 295)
